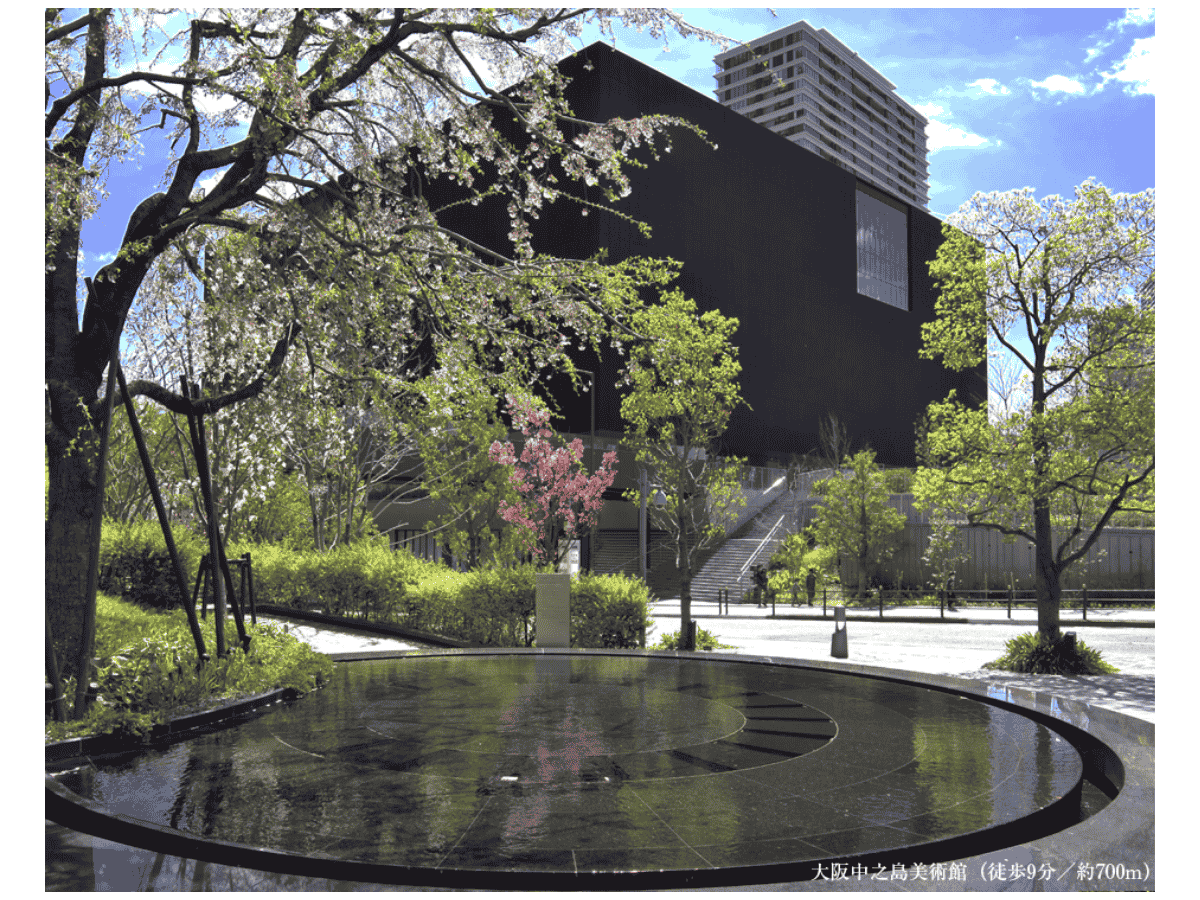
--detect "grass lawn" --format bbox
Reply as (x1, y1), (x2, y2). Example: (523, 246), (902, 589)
(47, 593), (334, 743)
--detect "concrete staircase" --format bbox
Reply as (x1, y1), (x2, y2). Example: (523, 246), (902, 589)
(590, 468), (832, 604)
(687, 493), (794, 604)
(590, 530), (679, 599)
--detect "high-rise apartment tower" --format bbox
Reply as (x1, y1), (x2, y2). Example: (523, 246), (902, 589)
(714, 20), (930, 210)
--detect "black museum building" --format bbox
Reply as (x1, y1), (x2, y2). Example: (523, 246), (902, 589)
(374, 43), (985, 560)
(431, 42), (985, 468)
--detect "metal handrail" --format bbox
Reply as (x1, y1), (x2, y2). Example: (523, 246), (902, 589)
(735, 514), (787, 596)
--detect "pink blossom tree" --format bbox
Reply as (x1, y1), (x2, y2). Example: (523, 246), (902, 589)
(489, 395), (617, 566)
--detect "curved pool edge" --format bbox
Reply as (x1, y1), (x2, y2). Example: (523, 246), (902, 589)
(45, 648), (1154, 891)
(45, 686), (301, 769)
(697, 649), (1154, 891)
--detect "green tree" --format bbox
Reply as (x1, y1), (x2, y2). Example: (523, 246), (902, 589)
(768, 530), (816, 603)
(921, 508), (966, 602)
(620, 292), (747, 650)
(811, 449), (906, 601)
(46, 8), (723, 687)
(413, 368), (523, 569)
(103, 399), (187, 525)
(913, 179), (1154, 639)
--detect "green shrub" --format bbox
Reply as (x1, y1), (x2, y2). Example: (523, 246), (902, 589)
(984, 631), (1119, 675)
(458, 567), (536, 646)
(239, 541), (311, 610)
(242, 539), (437, 619)
(98, 522), (652, 651)
(99, 519), (207, 610)
(394, 566), (470, 635)
(650, 627), (734, 651)
(570, 573), (651, 649)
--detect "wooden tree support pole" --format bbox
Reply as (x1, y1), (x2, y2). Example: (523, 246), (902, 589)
(244, 553), (257, 625)
(184, 378), (227, 658)
(116, 363), (208, 662)
(215, 534), (251, 652)
(193, 558), (208, 620)
(193, 401), (249, 651)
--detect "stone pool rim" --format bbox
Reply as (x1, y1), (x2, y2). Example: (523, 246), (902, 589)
(45, 648), (1154, 890)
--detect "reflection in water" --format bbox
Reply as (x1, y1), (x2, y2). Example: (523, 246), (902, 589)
(54, 655), (1084, 878)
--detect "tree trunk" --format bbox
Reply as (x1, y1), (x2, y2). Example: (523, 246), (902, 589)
(678, 509), (693, 650)
(1030, 357), (1061, 640)
(45, 391), (102, 686)
(1033, 498), (1061, 639)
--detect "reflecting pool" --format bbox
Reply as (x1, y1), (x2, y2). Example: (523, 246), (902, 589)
(51, 652), (1087, 886)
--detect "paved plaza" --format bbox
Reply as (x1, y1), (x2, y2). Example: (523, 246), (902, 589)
(647, 600), (1155, 722)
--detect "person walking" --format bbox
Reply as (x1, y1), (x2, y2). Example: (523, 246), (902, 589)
(754, 566), (768, 607)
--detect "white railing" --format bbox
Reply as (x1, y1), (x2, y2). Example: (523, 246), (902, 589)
(735, 513), (788, 597)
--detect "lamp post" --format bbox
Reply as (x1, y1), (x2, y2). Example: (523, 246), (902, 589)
(578, 369), (596, 573)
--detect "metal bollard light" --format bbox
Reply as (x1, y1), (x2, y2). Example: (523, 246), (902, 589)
(831, 607), (848, 658)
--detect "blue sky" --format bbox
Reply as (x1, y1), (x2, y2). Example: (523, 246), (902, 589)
(61, 6), (1157, 271)
(43, 6), (1166, 471)
(576, 7), (1155, 220)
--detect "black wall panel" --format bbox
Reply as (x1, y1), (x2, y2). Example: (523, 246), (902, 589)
(434, 43), (984, 467)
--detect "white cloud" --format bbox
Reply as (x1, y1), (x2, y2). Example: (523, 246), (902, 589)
(926, 177), (953, 197)
(916, 103), (990, 152)
(113, 54), (242, 118)
(1084, 9), (1153, 68)
(1102, 34), (1154, 95)
(1115, 8), (1155, 30)
(926, 121), (989, 151)
(1031, 74), (1086, 94)
(968, 78), (1009, 96)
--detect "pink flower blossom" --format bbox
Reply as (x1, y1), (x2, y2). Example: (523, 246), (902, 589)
(487, 395), (617, 563)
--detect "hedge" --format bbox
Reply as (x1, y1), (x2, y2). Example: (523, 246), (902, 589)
(97, 521), (650, 649)
(99, 519), (206, 610)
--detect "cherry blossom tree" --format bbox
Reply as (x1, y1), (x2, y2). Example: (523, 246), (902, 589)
(489, 395), (617, 566)
(46, 8), (726, 688)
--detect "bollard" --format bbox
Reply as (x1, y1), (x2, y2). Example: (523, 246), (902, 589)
(687, 618), (698, 652)
(831, 607), (848, 658)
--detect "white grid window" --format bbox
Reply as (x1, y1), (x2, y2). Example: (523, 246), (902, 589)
(856, 185), (908, 310)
